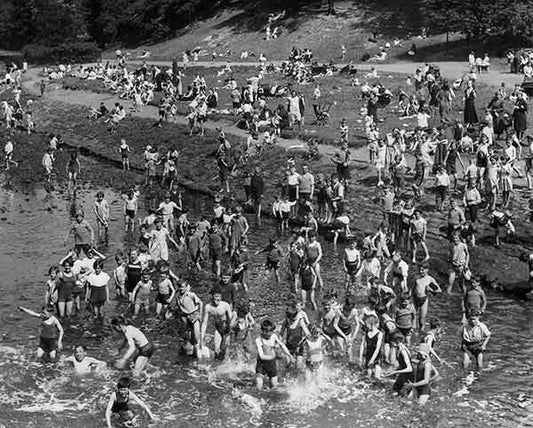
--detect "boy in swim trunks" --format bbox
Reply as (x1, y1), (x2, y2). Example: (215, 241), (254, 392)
(255, 319), (293, 390)
(460, 310), (491, 371)
(255, 237), (283, 284)
(412, 263), (442, 332)
(201, 288), (233, 360)
(123, 190), (138, 233)
(176, 281), (203, 357)
(394, 292), (415, 345)
(105, 377), (155, 428)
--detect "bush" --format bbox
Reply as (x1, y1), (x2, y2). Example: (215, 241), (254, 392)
(21, 42), (101, 65)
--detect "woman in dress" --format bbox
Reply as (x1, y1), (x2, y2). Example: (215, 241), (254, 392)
(463, 80), (478, 126)
(513, 92), (528, 139)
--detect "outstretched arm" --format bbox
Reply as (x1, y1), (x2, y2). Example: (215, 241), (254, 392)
(18, 306), (41, 317)
(130, 391), (155, 420)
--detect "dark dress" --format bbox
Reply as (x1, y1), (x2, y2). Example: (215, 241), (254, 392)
(513, 98), (528, 135)
(464, 88), (478, 124)
(488, 97), (505, 135)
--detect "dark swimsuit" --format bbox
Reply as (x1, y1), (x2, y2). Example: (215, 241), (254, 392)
(57, 274), (76, 302)
(415, 360), (431, 396)
(393, 346), (413, 396)
(364, 331), (382, 367)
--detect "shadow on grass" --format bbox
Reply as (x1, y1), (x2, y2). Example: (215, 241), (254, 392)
(395, 35), (527, 63)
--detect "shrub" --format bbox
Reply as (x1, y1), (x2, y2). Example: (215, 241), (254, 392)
(21, 42), (101, 65)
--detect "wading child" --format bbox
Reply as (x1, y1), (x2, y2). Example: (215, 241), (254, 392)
(201, 288), (233, 361)
(280, 304), (310, 368)
(405, 344), (439, 405)
(105, 377), (155, 428)
(302, 324), (329, 384)
(255, 237), (283, 284)
(423, 318), (443, 363)
(299, 260), (318, 311)
(85, 259), (110, 319)
(93, 191), (110, 245)
(387, 332), (413, 397)
(113, 252), (127, 298)
(118, 138), (132, 171)
(155, 268), (176, 317)
(176, 281), (203, 357)
(19, 306), (64, 362)
(412, 263), (442, 332)
(255, 319), (293, 390)
(359, 313), (383, 379)
(131, 270), (152, 318)
(394, 292), (415, 345)
(111, 316), (154, 377)
(65, 344), (106, 374)
(123, 190), (138, 233)
(460, 310), (490, 371)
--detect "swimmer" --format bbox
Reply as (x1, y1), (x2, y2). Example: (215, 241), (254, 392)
(19, 306), (64, 361)
(64, 344), (106, 374)
(111, 316), (154, 377)
(105, 377), (155, 428)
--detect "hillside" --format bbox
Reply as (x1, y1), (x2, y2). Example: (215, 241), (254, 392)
(103, 0), (449, 63)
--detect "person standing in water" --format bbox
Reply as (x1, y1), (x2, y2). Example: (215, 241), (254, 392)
(93, 191), (110, 245)
(19, 306), (64, 361)
(200, 288), (233, 361)
(405, 344), (439, 405)
(111, 316), (154, 377)
(255, 318), (293, 390)
(65, 211), (94, 257)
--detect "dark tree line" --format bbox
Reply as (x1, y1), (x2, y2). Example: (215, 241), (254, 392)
(1, 0), (533, 52)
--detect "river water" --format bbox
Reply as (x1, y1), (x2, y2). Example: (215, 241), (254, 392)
(1, 159), (533, 428)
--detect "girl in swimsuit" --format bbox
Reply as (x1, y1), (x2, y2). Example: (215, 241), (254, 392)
(359, 313), (383, 379)
(405, 344), (439, 405)
(19, 306), (64, 361)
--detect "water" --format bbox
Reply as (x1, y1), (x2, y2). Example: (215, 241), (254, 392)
(1, 169), (533, 428)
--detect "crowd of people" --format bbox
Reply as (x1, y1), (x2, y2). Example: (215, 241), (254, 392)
(6, 39), (533, 427)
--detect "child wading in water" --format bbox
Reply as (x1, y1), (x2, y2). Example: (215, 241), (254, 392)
(105, 377), (155, 428)
(19, 306), (64, 362)
(255, 319), (293, 390)
(359, 312), (383, 379)
(302, 323), (330, 384)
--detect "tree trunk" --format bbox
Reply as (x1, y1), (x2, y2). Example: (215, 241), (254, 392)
(327, 0), (335, 15)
